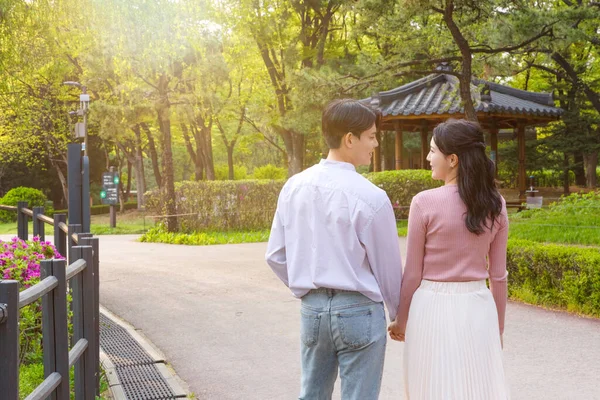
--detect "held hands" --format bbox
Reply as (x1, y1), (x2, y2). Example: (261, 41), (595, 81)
(388, 320), (405, 342)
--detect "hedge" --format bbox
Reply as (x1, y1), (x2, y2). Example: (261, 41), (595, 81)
(507, 239), (600, 317)
(144, 170), (440, 231)
(145, 180), (285, 232)
(364, 170), (443, 218)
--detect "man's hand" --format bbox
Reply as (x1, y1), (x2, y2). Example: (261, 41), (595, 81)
(388, 320), (405, 342)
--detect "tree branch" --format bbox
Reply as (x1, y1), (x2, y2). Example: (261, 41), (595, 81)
(471, 25), (555, 54)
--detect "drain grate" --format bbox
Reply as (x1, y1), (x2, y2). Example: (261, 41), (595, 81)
(100, 312), (183, 399)
(117, 364), (179, 400)
(100, 313), (155, 366)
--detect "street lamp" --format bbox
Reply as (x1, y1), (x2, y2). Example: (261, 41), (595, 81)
(63, 81), (90, 155)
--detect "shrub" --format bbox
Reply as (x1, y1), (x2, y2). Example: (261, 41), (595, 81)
(1, 237), (64, 366)
(253, 164), (287, 180)
(507, 239), (600, 317)
(214, 164), (248, 180)
(0, 187), (47, 222)
(364, 170), (443, 218)
(145, 180), (285, 232)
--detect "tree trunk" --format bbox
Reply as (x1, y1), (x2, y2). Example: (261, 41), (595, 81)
(227, 146), (235, 180)
(278, 127), (304, 176)
(133, 125), (145, 208)
(573, 152), (586, 186)
(201, 125), (215, 180)
(584, 151), (598, 188)
(563, 153), (571, 195)
(141, 122), (162, 188)
(156, 74), (177, 232)
(125, 160), (132, 202)
(443, 0), (478, 122)
(53, 162), (69, 208)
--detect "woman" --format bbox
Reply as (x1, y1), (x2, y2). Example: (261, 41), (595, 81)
(389, 119), (510, 399)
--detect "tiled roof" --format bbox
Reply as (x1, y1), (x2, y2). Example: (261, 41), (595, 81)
(364, 74), (563, 118)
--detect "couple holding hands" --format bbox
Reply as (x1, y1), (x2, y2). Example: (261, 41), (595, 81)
(266, 99), (509, 400)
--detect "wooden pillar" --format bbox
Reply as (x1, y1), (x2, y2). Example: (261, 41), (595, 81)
(517, 122), (526, 202)
(420, 123), (429, 170)
(374, 130), (381, 172)
(394, 121), (403, 170)
(490, 125), (499, 180)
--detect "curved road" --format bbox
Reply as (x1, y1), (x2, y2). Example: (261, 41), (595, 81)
(98, 235), (600, 400)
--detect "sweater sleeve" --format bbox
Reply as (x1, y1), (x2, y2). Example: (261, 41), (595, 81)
(488, 202), (509, 335)
(395, 196), (426, 334)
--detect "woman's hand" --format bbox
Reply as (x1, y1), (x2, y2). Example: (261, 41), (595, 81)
(388, 320), (405, 342)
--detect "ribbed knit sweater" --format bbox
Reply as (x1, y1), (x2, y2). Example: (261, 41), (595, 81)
(396, 184), (509, 335)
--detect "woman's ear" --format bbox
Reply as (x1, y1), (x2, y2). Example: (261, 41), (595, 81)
(449, 154), (459, 168)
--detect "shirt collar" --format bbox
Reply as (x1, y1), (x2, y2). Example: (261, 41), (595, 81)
(319, 159), (356, 172)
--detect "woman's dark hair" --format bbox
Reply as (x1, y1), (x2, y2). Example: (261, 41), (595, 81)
(432, 119), (503, 235)
(322, 99), (380, 149)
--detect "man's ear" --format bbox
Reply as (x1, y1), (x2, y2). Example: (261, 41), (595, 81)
(342, 132), (354, 148)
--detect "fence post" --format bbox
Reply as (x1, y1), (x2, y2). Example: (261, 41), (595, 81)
(53, 259), (70, 400)
(80, 245), (95, 399)
(0, 280), (19, 400)
(33, 206), (45, 241)
(68, 143), (82, 228)
(54, 214), (67, 259)
(41, 260), (57, 400)
(17, 201), (28, 240)
(82, 156), (91, 234)
(80, 236), (100, 395)
(70, 246), (85, 400)
(67, 224), (82, 266)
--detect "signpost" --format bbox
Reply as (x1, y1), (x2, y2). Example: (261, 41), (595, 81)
(101, 167), (119, 228)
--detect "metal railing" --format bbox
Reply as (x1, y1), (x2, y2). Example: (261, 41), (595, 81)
(0, 201), (100, 400)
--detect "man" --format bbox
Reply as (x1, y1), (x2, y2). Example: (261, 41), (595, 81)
(266, 99), (402, 399)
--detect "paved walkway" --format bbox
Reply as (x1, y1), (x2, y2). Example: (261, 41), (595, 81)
(94, 235), (600, 399)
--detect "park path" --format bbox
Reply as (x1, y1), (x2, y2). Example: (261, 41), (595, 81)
(94, 235), (599, 399)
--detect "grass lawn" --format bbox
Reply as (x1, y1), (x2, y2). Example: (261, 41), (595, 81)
(0, 210), (155, 237)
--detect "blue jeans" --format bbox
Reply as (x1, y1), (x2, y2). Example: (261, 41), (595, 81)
(299, 289), (387, 400)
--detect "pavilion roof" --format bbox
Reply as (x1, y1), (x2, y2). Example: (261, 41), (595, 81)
(363, 74), (563, 129)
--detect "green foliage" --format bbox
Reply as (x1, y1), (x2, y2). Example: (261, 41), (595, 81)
(214, 164), (248, 180)
(145, 179), (285, 232)
(140, 224), (270, 245)
(509, 191), (600, 245)
(364, 170), (443, 218)
(0, 187), (47, 222)
(252, 164), (287, 180)
(507, 239), (600, 317)
(19, 363), (45, 400)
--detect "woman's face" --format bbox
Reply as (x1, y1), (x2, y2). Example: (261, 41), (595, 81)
(426, 137), (456, 181)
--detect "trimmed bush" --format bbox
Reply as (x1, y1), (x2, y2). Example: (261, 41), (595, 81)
(145, 180), (285, 232)
(507, 239), (600, 317)
(364, 170), (443, 218)
(253, 164), (287, 180)
(0, 187), (47, 222)
(144, 170), (441, 231)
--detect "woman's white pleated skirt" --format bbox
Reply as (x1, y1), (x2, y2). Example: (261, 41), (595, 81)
(404, 280), (510, 400)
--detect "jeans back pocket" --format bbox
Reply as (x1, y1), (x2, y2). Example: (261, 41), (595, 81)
(337, 309), (372, 350)
(300, 310), (321, 347)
